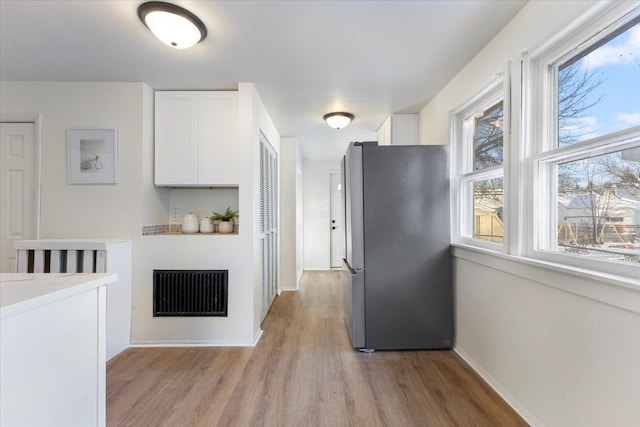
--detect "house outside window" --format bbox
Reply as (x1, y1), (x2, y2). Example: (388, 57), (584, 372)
(452, 81), (506, 249)
(527, 7), (640, 271)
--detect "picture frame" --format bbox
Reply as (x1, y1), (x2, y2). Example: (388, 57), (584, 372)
(68, 129), (117, 184)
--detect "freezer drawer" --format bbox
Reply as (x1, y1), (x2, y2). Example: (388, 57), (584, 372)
(342, 259), (365, 349)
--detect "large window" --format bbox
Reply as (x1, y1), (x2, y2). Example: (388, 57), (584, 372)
(452, 3), (639, 278)
(452, 82), (505, 247)
(529, 9), (640, 271)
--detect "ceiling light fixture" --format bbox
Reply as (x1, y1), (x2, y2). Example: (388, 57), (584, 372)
(138, 2), (207, 49)
(323, 112), (354, 129)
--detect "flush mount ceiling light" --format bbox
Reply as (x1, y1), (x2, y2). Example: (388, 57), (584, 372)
(138, 2), (207, 49)
(323, 112), (354, 129)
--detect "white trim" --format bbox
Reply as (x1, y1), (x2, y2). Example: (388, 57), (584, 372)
(328, 169), (341, 269)
(452, 245), (640, 314)
(97, 285), (107, 427)
(451, 76), (506, 249)
(454, 346), (541, 427)
(130, 329), (264, 348)
(523, 1), (638, 66)
(509, 60), (527, 256)
(459, 164), (503, 181)
(532, 127), (640, 164)
(530, 248), (640, 280)
(451, 76), (504, 115)
(456, 236), (503, 252)
(34, 115), (42, 239)
(0, 113), (38, 123)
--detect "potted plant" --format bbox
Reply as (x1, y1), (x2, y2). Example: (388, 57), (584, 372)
(210, 207), (238, 234)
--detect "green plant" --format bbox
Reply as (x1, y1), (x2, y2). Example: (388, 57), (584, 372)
(210, 206), (238, 223)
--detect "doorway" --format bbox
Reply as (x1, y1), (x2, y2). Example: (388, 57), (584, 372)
(0, 122), (38, 272)
(330, 172), (345, 268)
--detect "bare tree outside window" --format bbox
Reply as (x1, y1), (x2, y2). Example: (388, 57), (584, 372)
(471, 101), (504, 242)
(558, 61), (604, 147)
(473, 101), (504, 169)
(555, 20), (640, 263)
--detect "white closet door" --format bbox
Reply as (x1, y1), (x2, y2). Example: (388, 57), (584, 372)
(260, 136), (278, 322)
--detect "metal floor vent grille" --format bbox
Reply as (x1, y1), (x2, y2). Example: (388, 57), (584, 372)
(153, 270), (228, 317)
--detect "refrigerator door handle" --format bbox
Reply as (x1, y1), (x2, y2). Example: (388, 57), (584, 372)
(342, 258), (357, 274)
(342, 257), (365, 349)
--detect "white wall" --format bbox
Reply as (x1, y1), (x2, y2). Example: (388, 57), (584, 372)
(140, 84), (170, 226)
(132, 234), (257, 345)
(419, 1), (594, 145)
(237, 82), (281, 335)
(168, 188), (239, 222)
(280, 136), (303, 290)
(0, 82), (150, 239)
(303, 159), (340, 270)
(133, 83), (279, 345)
(1, 81), (280, 347)
(454, 249), (640, 427)
(419, 1), (640, 426)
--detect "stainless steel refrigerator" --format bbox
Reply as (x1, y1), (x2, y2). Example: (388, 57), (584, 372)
(341, 141), (453, 351)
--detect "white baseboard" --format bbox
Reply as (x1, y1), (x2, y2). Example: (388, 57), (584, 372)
(130, 329), (263, 348)
(454, 346), (539, 427)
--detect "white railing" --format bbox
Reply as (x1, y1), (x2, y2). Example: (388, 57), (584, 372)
(14, 239), (132, 361)
(16, 241), (109, 273)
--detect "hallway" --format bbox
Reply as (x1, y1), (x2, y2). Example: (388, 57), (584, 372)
(107, 271), (526, 426)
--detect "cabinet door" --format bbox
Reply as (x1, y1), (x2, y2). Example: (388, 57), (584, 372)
(155, 92), (199, 185)
(198, 92), (239, 185)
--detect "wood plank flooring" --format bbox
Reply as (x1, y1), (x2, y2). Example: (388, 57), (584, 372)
(107, 271), (527, 426)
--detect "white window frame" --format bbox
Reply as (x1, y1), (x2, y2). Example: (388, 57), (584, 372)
(451, 74), (509, 251)
(522, 2), (640, 277)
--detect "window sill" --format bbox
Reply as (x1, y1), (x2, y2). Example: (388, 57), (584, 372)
(451, 243), (640, 314)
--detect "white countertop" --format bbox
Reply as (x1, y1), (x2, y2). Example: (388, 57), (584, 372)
(0, 273), (117, 319)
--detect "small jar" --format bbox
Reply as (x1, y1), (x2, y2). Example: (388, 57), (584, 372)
(218, 220), (234, 234)
(200, 217), (214, 233)
(181, 213), (199, 234)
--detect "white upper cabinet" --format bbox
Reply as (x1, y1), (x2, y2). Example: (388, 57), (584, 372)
(377, 114), (419, 146)
(155, 91), (198, 185)
(155, 91), (238, 186)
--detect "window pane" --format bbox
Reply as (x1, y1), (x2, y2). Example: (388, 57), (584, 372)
(473, 101), (503, 170)
(558, 18), (640, 147)
(473, 177), (504, 242)
(556, 146), (640, 263)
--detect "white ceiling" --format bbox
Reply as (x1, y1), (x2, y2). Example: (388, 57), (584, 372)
(0, 0), (526, 160)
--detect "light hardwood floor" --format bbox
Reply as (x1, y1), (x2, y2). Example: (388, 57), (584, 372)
(107, 271), (527, 426)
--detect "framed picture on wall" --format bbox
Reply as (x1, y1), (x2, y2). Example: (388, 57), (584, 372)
(68, 128), (118, 184)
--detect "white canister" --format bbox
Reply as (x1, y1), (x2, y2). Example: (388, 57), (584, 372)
(200, 217), (214, 233)
(182, 213), (199, 234)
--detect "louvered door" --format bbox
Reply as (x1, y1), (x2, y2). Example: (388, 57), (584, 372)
(260, 136), (278, 322)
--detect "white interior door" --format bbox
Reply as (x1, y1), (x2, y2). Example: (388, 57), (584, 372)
(330, 172), (345, 268)
(260, 136), (278, 322)
(0, 123), (37, 272)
